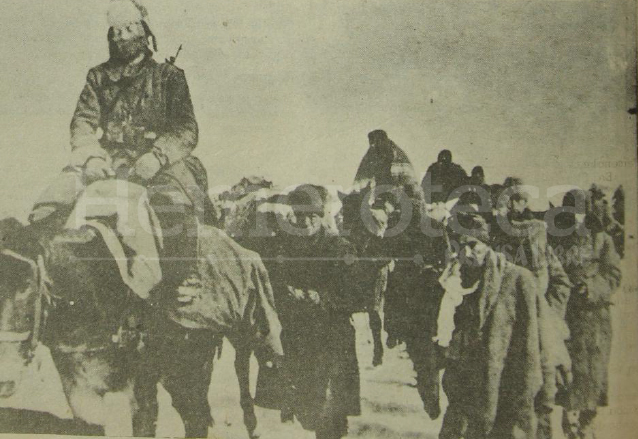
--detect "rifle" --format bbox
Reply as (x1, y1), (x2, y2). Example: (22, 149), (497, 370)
(166, 44), (183, 65)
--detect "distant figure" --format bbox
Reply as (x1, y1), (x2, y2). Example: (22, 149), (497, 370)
(469, 166), (486, 187)
(612, 185), (625, 226)
(590, 184), (624, 258)
(421, 150), (468, 203)
(353, 129), (423, 203)
(461, 165), (492, 215)
(611, 185), (625, 258)
(588, 185), (614, 231)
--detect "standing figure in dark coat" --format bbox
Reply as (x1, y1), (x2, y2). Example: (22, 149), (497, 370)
(29, 0), (214, 290)
(439, 213), (544, 439)
(469, 166), (486, 186)
(354, 129), (424, 205)
(589, 184), (624, 260)
(274, 184), (368, 439)
(422, 149), (469, 203)
(553, 189), (622, 439)
(381, 196), (449, 420)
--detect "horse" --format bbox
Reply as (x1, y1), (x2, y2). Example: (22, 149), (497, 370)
(0, 219), (45, 401)
(0, 208), (283, 439)
(134, 221), (283, 439)
(0, 219), (142, 436)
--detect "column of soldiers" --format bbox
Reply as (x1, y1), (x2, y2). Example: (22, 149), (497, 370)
(26, 1), (623, 438)
(353, 130), (622, 439)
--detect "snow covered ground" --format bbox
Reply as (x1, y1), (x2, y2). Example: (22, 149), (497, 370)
(1, 259), (637, 439)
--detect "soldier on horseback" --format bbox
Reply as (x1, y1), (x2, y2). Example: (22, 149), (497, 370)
(29, 0), (215, 292)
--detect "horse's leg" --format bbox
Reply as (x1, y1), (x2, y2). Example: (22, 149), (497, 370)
(369, 310), (384, 367)
(234, 342), (259, 439)
(162, 331), (217, 439)
(132, 360), (161, 437)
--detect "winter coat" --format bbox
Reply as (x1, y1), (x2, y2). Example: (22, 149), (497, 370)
(421, 161), (468, 203)
(442, 249), (543, 439)
(67, 53), (217, 228)
(491, 216), (573, 408)
(353, 140), (424, 204)
(70, 53), (197, 168)
(257, 232), (365, 429)
(554, 218), (622, 411)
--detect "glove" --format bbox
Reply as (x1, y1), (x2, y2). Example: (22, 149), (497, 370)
(133, 152), (162, 181)
(84, 157), (114, 183)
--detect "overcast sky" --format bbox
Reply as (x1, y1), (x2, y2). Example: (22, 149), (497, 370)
(0, 0), (636, 219)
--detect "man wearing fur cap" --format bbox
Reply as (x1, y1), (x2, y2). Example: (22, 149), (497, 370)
(438, 212), (544, 439)
(29, 0), (215, 288)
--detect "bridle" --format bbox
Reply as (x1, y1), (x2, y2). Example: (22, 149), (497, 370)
(0, 249), (51, 363)
(1, 230), (142, 359)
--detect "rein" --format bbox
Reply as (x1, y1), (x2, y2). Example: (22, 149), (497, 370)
(0, 249), (51, 360)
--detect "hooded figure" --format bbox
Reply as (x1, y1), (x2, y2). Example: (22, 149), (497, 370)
(422, 149), (469, 203)
(553, 189), (622, 439)
(353, 129), (424, 207)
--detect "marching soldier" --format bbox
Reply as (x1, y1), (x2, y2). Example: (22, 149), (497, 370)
(553, 189), (622, 439)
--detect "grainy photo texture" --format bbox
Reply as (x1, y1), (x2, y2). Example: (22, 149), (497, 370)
(0, 1), (637, 439)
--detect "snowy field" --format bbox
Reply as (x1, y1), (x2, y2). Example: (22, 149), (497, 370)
(0, 260), (636, 439)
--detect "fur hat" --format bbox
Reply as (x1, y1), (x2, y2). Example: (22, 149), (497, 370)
(107, 0), (149, 28)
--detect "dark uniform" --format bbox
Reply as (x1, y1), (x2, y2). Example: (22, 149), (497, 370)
(422, 150), (469, 203)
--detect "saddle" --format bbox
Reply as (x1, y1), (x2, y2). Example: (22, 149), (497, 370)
(64, 180), (163, 300)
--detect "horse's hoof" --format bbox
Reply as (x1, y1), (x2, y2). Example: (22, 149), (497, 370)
(372, 355), (383, 367)
(248, 427), (262, 439)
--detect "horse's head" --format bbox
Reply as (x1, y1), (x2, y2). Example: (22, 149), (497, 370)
(0, 219), (44, 398)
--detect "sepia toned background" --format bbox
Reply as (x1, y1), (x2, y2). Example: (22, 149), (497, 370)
(0, 0), (637, 438)
(1, 0), (636, 216)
